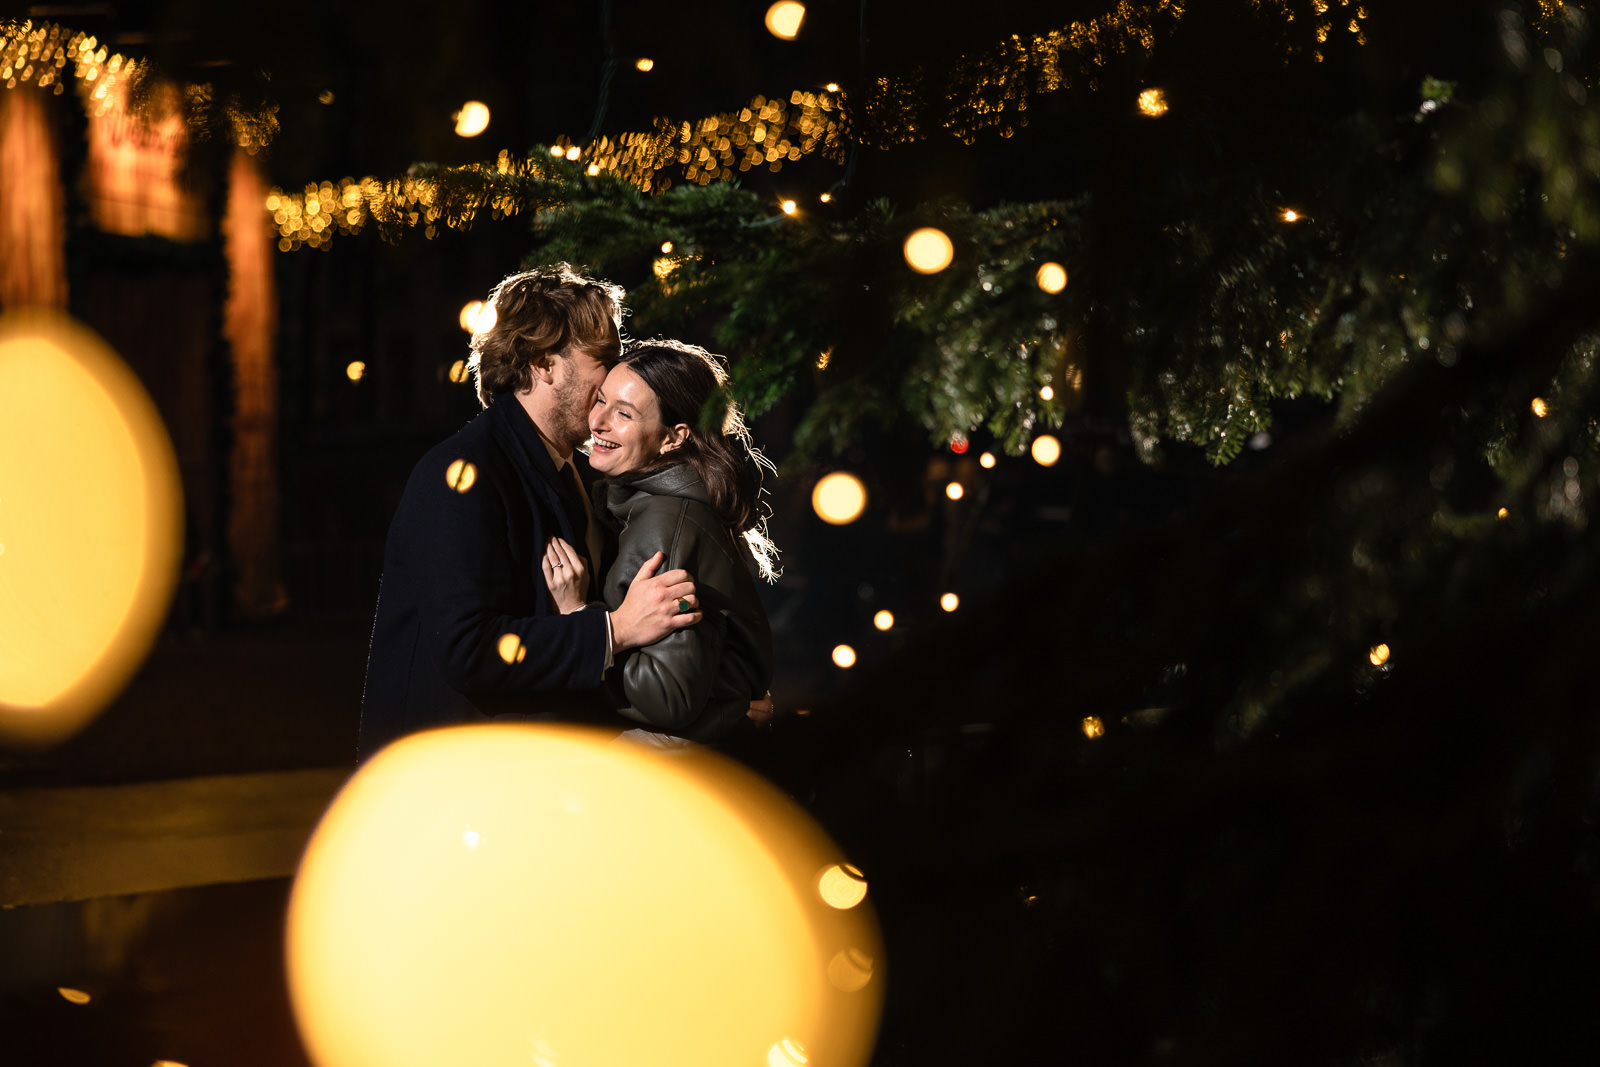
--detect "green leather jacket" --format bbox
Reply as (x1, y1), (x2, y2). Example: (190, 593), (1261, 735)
(595, 463), (773, 742)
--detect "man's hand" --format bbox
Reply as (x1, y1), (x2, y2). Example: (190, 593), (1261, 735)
(609, 551), (700, 651)
(747, 691), (774, 727)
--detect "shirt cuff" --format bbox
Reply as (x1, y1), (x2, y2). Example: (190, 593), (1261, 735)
(602, 610), (615, 675)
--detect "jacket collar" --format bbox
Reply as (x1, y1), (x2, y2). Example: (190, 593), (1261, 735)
(596, 462), (709, 526)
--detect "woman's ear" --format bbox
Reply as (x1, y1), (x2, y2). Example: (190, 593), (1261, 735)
(659, 423), (691, 454)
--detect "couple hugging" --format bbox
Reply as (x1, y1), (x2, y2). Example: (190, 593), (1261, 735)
(358, 263), (777, 759)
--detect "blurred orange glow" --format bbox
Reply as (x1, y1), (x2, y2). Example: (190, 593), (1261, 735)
(636, 57), (655, 72)
(1031, 435), (1062, 467)
(1137, 87), (1169, 116)
(57, 987), (91, 1004)
(812, 472), (866, 524)
(1082, 715), (1105, 738)
(453, 101), (490, 137)
(873, 610), (894, 631)
(818, 863), (869, 909)
(1035, 262), (1068, 293)
(0, 312), (183, 747)
(945, 481), (964, 501)
(940, 593), (959, 612)
(445, 459), (478, 494)
(287, 725), (883, 1067)
(832, 644), (857, 668)
(902, 227), (954, 274)
(345, 361), (365, 382)
(1369, 643), (1391, 666)
(765, 2), (806, 39)
(979, 452), (996, 469)
(1532, 397), (1549, 417)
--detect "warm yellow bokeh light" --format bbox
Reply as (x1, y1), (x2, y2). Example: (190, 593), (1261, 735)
(288, 725), (883, 1067)
(979, 451), (996, 469)
(1497, 506), (1509, 519)
(57, 987), (91, 1005)
(497, 633), (527, 664)
(765, 1), (806, 39)
(0, 312), (183, 747)
(1369, 643), (1391, 666)
(781, 199), (797, 215)
(453, 101), (490, 137)
(448, 360), (470, 384)
(345, 361), (365, 382)
(818, 863), (869, 910)
(636, 57), (655, 72)
(1082, 715), (1105, 739)
(832, 644), (857, 669)
(1281, 209), (1301, 223)
(1532, 397), (1549, 418)
(902, 227), (954, 274)
(1031, 435), (1062, 467)
(445, 458), (478, 494)
(940, 593), (959, 613)
(945, 482), (964, 501)
(458, 300), (484, 332)
(873, 610), (894, 631)
(1137, 87), (1169, 116)
(661, 241), (674, 254)
(587, 163), (601, 176)
(812, 472), (867, 525)
(1039, 384), (1055, 401)
(566, 145), (582, 161)
(1035, 262), (1068, 293)
(819, 192), (832, 203)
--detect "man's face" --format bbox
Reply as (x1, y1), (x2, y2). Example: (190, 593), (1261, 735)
(549, 349), (609, 449)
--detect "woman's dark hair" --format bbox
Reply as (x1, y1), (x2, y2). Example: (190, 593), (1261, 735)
(468, 263), (625, 407)
(619, 340), (779, 581)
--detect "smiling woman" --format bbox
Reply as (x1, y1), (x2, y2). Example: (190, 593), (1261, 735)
(561, 340), (778, 745)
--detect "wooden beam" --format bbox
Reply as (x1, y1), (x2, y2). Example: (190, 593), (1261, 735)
(0, 768), (348, 907)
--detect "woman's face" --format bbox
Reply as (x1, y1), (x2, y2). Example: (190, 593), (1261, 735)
(588, 364), (683, 476)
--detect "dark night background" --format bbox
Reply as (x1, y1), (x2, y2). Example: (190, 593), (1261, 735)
(4, 1), (1600, 1065)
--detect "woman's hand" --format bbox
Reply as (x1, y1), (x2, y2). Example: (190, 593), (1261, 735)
(541, 537), (589, 614)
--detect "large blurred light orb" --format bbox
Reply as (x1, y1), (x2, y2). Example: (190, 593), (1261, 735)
(902, 227), (954, 274)
(1031, 434), (1062, 467)
(289, 726), (883, 1067)
(1035, 262), (1068, 293)
(812, 471), (867, 525)
(765, 1), (806, 39)
(0, 312), (183, 747)
(453, 101), (490, 137)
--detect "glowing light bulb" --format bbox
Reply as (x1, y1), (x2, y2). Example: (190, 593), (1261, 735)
(288, 726), (884, 1067)
(587, 163), (600, 176)
(549, 144), (565, 157)
(949, 435), (969, 454)
(1039, 385), (1055, 401)
(497, 633), (527, 664)
(453, 101), (490, 137)
(1368, 643), (1391, 666)
(903, 227), (954, 274)
(1532, 397), (1549, 417)
(817, 863), (869, 909)
(660, 241), (674, 254)
(636, 57), (655, 72)
(940, 593), (959, 613)
(345, 361), (366, 382)
(825, 83), (840, 93)
(1031, 435), (1061, 467)
(781, 199), (797, 215)
(1137, 88), (1169, 116)
(448, 360), (469, 384)
(57, 987), (91, 1005)
(832, 644), (857, 668)
(945, 482), (964, 501)
(0, 312), (183, 747)
(812, 472), (867, 525)
(566, 146), (582, 161)
(459, 300), (486, 333)
(1497, 507), (1509, 519)
(1281, 209), (1301, 223)
(1082, 716), (1105, 739)
(1035, 262), (1068, 293)
(819, 192), (832, 203)
(979, 452), (996, 469)
(815, 349), (832, 370)
(765, 1), (806, 40)
(872, 610), (894, 631)
(445, 459), (478, 494)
